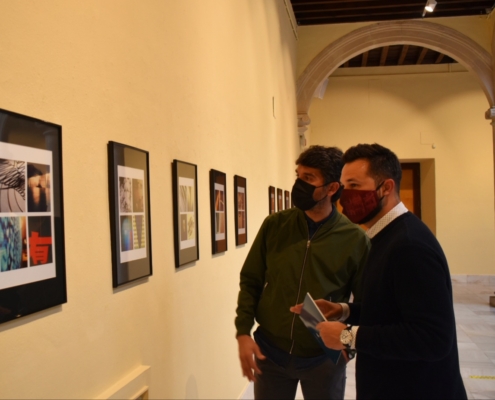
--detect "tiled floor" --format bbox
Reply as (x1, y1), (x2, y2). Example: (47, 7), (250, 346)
(453, 280), (495, 400)
(241, 280), (495, 399)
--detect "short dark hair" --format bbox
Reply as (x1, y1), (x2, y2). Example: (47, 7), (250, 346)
(342, 143), (402, 193)
(295, 145), (344, 202)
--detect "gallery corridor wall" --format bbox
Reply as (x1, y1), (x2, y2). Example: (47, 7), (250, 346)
(0, 0), (298, 398)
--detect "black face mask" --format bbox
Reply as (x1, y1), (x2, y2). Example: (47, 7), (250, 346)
(291, 178), (328, 211)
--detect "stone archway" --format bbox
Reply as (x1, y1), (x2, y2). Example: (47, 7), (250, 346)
(296, 20), (494, 133)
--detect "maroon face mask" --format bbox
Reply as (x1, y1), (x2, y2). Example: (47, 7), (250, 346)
(340, 182), (384, 224)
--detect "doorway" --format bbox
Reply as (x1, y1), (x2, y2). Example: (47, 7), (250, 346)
(400, 163), (421, 219)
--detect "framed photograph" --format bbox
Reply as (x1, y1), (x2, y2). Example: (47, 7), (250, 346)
(210, 169), (227, 254)
(0, 108), (66, 325)
(284, 190), (290, 210)
(172, 160), (199, 267)
(268, 186), (276, 214)
(108, 142), (152, 287)
(234, 175), (247, 246)
(277, 188), (283, 212)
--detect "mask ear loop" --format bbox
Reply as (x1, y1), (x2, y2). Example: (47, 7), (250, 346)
(315, 181), (331, 189)
(375, 181), (386, 203)
(313, 182), (330, 204)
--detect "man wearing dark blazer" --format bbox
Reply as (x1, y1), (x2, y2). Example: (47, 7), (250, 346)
(292, 143), (467, 399)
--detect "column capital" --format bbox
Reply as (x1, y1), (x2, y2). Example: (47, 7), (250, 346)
(485, 107), (495, 126)
(297, 113), (311, 136)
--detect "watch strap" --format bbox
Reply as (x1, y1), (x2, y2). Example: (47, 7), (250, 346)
(345, 348), (357, 360)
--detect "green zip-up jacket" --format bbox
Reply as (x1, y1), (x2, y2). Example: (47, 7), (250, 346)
(235, 207), (370, 357)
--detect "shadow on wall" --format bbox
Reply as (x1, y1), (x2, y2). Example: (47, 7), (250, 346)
(185, 375), (198, 399)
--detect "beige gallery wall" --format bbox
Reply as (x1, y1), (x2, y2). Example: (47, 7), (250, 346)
(307, 66), (495, 275)
(0, 0), (298, 399)
(297, 16), (495, 276)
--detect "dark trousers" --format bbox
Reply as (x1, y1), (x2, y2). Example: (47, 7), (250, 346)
(254, 354), (347, 400)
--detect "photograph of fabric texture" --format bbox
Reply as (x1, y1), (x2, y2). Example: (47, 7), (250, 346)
(0, 159), (25, 213)
(0, 217), (27, 271)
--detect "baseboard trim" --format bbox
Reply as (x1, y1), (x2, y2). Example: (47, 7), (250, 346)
(451, 274), (495, 284)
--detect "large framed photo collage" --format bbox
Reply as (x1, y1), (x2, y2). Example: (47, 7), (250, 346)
(0, 108), (66, 325)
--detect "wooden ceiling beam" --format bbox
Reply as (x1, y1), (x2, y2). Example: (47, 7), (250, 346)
(291, 1), (427, 12)
(398, 45), (409, 65)
(291, 0), (493, 13)
(416, 48), (428, 64)
(291, 0), (495, 25)
(297, 9), (425, 20)
(361, 51), (369, 67)
(339, 46), (457, 69)
(435, 53), (445, 64)
(380, 46), (389, 66)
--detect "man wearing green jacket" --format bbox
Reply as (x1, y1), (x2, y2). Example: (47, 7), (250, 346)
(235, 145), (370, 399)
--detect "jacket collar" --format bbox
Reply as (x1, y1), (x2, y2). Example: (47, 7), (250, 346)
(297, 205), (340, 236)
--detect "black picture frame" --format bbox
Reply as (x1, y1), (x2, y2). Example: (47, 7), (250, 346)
(268, 186), (276, 214)
(277, 188), (283, 212)
(210, 169), (227, 254)
(108, 141), (152, 287)
(284, 190), (290, 210)
(172, 160), (199, 267)
(234, 175), (247, 246)
(0, 108), (66, 325)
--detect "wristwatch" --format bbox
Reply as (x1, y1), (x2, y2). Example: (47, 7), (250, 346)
(340, 326), (356, 359)
(340, 326), (353, 347)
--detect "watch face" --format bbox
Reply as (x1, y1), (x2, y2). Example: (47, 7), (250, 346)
(340, 329), (352, 345)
